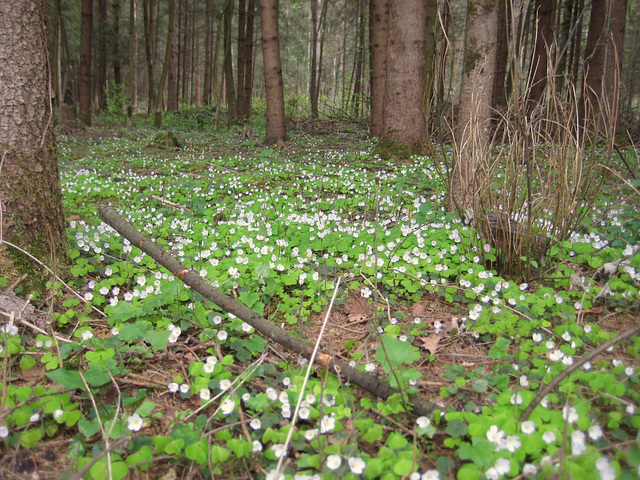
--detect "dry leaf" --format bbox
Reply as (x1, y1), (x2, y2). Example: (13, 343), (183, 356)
(411, 301), (426, 317)
(347, 313), (368, 324)
(418, 335), (441, 355)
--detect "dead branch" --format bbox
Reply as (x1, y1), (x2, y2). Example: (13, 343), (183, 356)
(98, 205), (442, 416)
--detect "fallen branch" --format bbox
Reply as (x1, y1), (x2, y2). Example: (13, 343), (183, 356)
(98, 205), (442, 416)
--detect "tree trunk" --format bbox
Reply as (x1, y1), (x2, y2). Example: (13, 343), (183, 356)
(0, 0), (68, 280)
(127, 0), (137, 124)
(143, 0), (155, 114)
(167, 0), (179, 111)
(375, 0), (428, 158)
(97, 0), (108, 112)
(350, 0), (366, 118)
(203, 0), (214, 105)
(52, 0), (64, 111)
(448, 0), (499, 213)
(79, 0), (93, 126)
(309, 0), (319, 118)
(113, 0), (123, 87)
(527, 0), (557, 109)
(369, 0), (388, 138)
(236, 0), (256, 119)
(155, 0), (176, 127)
(260, 0), (287, 144)
(223, 0), (236, 122)
(491, 0), (510, 112)
(580, 0), (627, 139)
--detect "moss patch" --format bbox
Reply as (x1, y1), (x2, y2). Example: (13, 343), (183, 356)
(372, 138), (426, 161)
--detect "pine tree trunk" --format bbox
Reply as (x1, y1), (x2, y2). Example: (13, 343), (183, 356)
(144, 0), (156, 114)
(97, 0), (108, 112)
(527, 0), (557, 109)
(155, 0), (176, 127)
(79, 0), (93, 126)
(203, 0), (214, 105)
(260, 0), (287, 144)
(167, 0), (179, 111)
(223, 0), (236, 122)
(369, 0), (388, 138)
(127, 0), (138, 124)
(113, 0), (123, 87)
(0, 0), (68, 280)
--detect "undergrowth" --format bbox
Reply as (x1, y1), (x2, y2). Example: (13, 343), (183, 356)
(1, 116), (639, 479)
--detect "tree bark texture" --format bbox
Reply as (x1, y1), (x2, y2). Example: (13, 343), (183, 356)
(79, 0), (93, 126)
(154, 0), (176, 127)
(260, 0), (287, 144)
(449, 0), (499, 213)
(369, 0), (388, 137)
(127, 0), (137, 123)
(309, 0), (319, 118)
(113, 0), (123, 86)
(143, 0), (156, 114)
(223, 0), (236, 122)
(203, 0), (214, 105)
(98, 205), (441, 417)
(0, 0), (68, 275)
(527, 0), (557, 109)
(378, 0), (428, 156)
(97, 0), (108, 112)
(580, 0), (627, 138)
(167, 0), (179, 111)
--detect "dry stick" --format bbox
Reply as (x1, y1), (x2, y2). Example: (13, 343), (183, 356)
(98, 205), (442, 416)
(519, 322), (640, 421)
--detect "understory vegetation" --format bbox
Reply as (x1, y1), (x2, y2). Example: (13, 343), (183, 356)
(1, 111), (639, 479)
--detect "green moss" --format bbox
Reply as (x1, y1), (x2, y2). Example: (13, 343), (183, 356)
(149, 131), (182, 149)
(372, 138), (425, 161)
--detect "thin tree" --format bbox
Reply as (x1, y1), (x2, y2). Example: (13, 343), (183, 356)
(155, 0), (176, 127)
(260, 0), (287, 144)
(143, 0), (156, 114)
(113, 0), (123, 87)
(309, 0), (320, 118)
(79, 0), (93, 126)
(236, 0), (256, 119)
(127, 0), (137, 125)
(0, 0), (68, 278)
(449, 0), (499, 213)
(203, 0), (214, 105)
(527, 0), (557, 109)
(167, 0), (179, 111)
(223, 0), (236, 122)
(97, 0), (108, 112)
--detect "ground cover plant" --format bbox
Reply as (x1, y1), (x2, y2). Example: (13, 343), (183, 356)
(1, 113), (639, 479)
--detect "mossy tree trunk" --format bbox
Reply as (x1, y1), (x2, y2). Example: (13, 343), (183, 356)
(448, 0), (499, 214)
(0, 0), (68, 281)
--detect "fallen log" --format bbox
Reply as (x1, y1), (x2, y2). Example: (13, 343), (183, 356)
(98, 205), (442, 416)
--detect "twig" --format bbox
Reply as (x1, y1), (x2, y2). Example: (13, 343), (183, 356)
(520, 322), (640, 420)
(68, 435), (130, 480)
(99, 205), (443, 416)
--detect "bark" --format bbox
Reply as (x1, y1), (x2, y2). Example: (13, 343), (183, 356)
(53, 0), (63, 110)
(260, 0), (287, 144)
(79, 0), (93, 126)
(127, 0), (138, 124)
(448, 0), (499, 213)
(0, 0), (68, 279)
(98, 205), (441, 417)
(143, 0), (155, 114)
(527, 0), (557, 109)
(167, 0), (179, 111)
(350, 0), (366, 118)
(97, 0), (108, 112)
(223, 0), (236, 122)
(376, 0), (428, 157)
(203, 0), (214, 105)
(369, 0), (388, 136)
(154, 0), (176, 127)
(580, 0), (627, 138)
(309, 0), (319, 118)
(568, 0), (585, 91)
(491, 0), (510, 111)
(113, 0), (123, 87)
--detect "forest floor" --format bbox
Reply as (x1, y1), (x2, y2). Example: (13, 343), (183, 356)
(1, 112), (639, 480)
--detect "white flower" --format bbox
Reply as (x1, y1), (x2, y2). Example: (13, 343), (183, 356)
(326, 454), (342, 470)
(417, 416), (431, 429)
(111, 327), (119, 336)
(542, 431), (556, 443)
(127, 413), (143, 432)
(168, 382), (179, 393)
(319, 415), (336, 433)
(510, 393), (523, 405)
(179, 383), (189, 394)
(562, 406), (578, 423)
(54, 409), (64, 419)
(199, 389), (210, 401)
(588, 425), (603, 440)
(348, 457), (366, 474)
(361, 287), (372, 298)
(485, 467), (499, 480)
(252, 440), (263, 452)
(221, 398), (235, 415)
(494, 458), (510, 474)
(219, 379), (231, 391)
(299, 407), (311, 420)
(250, 418), (261, 430)
(81, 330), (93, 341)
(30, 413), (40, 423)
(571, 430), (586, 454)
(522, 464), (537, 475)
(532, 332), (542, 342)
(503, 435), (521, 453)
(519, 375), (529, 387)
(0, 426), (8, 438)
(217, 330), (228, 341)
(421, 470), (440, 480)
(365, 363), (376, 372)
(271, 444), (285, 458)
(521, 421), (535, 434)
(305, 428), (318, 441)
(487, 425), (504, 444)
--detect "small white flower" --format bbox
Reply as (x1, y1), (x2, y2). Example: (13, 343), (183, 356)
(252, 440), (263, 452)
(522, 464), (537, 475)
(30, 413), (40, 423)
(54, 409), (64, 419)
(326, 454), (342, 470)
(319, 414), (336, 433)
(220, 398), (235, 415)
(542, 431), (556, 443)
(487, 425), (504, 444)
(494, 457), (510, 474)
(588, 425), (603, 440)
(217, 330), (228, 341)
(81, 330), (93, 341)
(519, 375), (529, 387)
(299, 407), (311, 420)
(168, 382), (179, 393)
(521, 421), (535, 434)
(250, 418), (261, 430)
(562, 405), (578, 423)
(0, 426), (8, 438)
(271, 443), (285, 458)
(503, 435), (521, 453)
(510, 393), (523, 405)
(199, 389), (211, 401)
(127, 413), (143, 432)
(361, 287), (372, 298)
(179, 383), (189, 394)
(219, 379), (232, 391)
(532, 332), (542, 342)
(111, 327), (119, 336)
(305, 428), (318, 441)
(416, 416), (431, 429)
(348, 457), (366, 474)
(422, 470), (440, 480)
(365, 363), (375, 372)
